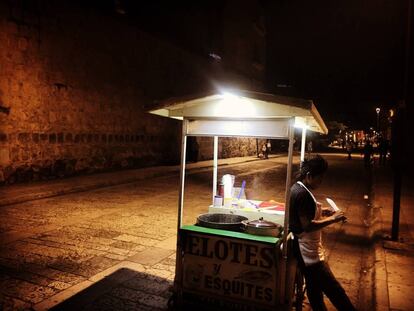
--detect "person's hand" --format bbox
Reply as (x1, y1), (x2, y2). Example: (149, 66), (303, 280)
(322, 209), (335, 217)
(333, 211), (347, 223)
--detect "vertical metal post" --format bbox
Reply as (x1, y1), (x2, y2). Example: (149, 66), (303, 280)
(212, 136), (219, 204)
(177, 119), (188, 230)
(280, 118), (295, 303)
(283, 118), (295, 251)
(392, 0), (412, 241)
(174, 119), (188, 305)
(300, 126), (307, 162)
(376, 111), (380, 132)
(392, 166), (402, 240)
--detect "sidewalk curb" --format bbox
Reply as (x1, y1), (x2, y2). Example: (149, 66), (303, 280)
(0, 168), (180, 207)
(370, 167), (390, 311)
(0, 156), (271, 207)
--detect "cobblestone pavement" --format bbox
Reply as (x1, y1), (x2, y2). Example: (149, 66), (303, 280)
(0, 154), (374, 310)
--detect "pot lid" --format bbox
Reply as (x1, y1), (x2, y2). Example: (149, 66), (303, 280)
(245, 217), (280, 228)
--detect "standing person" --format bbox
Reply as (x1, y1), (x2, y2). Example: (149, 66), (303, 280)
(363, 141), (373, 168)
(289, 155), (357, 311)
(307, 140), (313, 156)
(378, 138), (388, 165)
(262, 143), (268, 159)
(346, 140), (353, 160)
(186, 137), (199, 163)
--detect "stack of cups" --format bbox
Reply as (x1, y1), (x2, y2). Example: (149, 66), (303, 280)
(222, 174), (234, 207)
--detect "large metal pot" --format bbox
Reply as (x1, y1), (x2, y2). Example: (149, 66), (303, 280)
(242, 217), (282, 237)
(196, 213), (248, 231)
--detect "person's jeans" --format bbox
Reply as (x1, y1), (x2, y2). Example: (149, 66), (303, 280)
(303, 261), (357, 311)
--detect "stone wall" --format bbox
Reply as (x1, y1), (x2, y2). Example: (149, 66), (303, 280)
(196, 137), (262, 161)
(0, 1), (262, 185)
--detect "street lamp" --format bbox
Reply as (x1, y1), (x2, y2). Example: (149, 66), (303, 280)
(376, 107), (380, 132)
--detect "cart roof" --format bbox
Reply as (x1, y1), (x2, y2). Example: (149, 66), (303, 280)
(149, 89), (328, 134)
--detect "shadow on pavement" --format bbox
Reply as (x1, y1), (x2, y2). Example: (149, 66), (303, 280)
(51, 268), (172, 311)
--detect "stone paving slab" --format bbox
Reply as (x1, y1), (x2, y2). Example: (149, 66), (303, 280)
(33, 280), (95, 311)
(33, 262), (145, 310)
(154, 235), (177, 250)
(388, 283), (414, 311)
(372, 164), (414, 311)
(128, 247), (175, 266)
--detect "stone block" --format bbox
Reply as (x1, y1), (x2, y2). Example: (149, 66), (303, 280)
(110, 285), (169, 309)
(154, 235), (177, 251)
(18, 132), (30, 143)
(57, 133), (64, 143)
(389, 282), (414, 311)
(128, 247), (174, 266)
(49, 111), (57, 123)
(32, 280), (94, 311)
(0, 295), (31, 310)
(66, 133), (73, 142)
(21, 149), (30, 161)
(49, 133), (56, 143)
(10, 147), (20, 161)
(122, 273), (171, 295)
(0, 148), (10, 165)
(88, 262), (145, 283)
(74, 134), (80, 143)
(32, 133), (39, 143)
(0, 132), (7, 142)
(2, 277), (59, 304)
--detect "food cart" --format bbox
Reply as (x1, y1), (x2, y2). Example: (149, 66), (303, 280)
(150, 89), (328, 310)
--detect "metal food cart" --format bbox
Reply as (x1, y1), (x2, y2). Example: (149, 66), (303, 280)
(150, 89), (328, 311)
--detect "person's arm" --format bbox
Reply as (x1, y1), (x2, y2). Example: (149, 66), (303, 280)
(300, 211), (346, 233)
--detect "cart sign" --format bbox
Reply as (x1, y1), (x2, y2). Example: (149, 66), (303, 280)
(182, 231), (278, 310)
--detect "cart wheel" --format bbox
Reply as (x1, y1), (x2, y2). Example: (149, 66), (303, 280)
(293, 269), (305, 311)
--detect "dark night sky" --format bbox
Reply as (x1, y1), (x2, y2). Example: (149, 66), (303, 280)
(266, 0), (409, 129)
(90, 0), (411, 130)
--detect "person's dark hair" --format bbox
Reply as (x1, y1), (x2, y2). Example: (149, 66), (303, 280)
(295, 154), (328, 181)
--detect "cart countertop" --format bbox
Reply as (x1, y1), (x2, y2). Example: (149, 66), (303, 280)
(181, 225), (281, 244)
